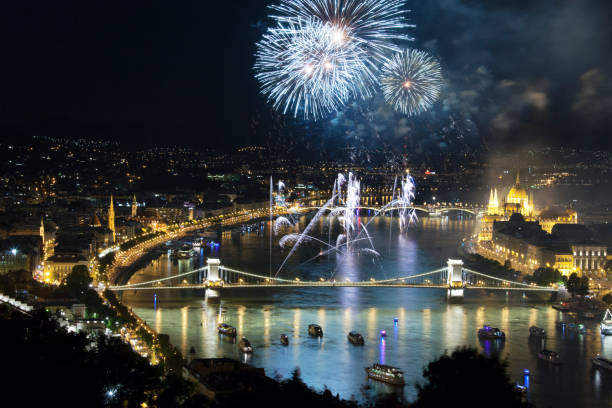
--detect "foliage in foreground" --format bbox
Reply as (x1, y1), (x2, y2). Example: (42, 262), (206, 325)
(0, 309), (196, 408)
(414, 347), (530, 408)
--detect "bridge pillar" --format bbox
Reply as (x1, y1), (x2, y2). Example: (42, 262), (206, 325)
(446, 259), (464, 302)
(207, 258), (221, 281)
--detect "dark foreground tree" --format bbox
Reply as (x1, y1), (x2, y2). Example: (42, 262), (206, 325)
(0, 309), (198, 408)
(566, 272), (589, 296)
(532, 267), (564, 286)
(414, 347), (529, 408)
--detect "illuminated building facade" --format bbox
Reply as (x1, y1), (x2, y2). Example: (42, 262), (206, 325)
(476, 171), (604, 276)
(108, 195), (115, 243)
(478, 170), (577, 242)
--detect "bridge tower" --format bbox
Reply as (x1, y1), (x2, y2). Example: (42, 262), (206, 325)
(446, 259), (464, 301)
(207, 258), (221, 281)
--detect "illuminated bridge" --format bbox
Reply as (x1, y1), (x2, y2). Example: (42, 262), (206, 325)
(108, 259), (556, 300)
(294, 203), (485, 217)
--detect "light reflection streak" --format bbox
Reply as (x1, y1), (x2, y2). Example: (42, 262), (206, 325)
(501, 306), (509, 331)
(264, 308), (271, 346)
(155, 306), (162, 333)
(528, 306), (537, 328)
(181, 306), (188, 354)
(368, 307), (377, 339)
(293, 308), (301, 341)
(476, 306), (485, 331)
(422, 308), (431, 336)
(238, 305), (245, 335)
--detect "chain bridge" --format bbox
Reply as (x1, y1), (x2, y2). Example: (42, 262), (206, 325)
(108, 259), (556, 300)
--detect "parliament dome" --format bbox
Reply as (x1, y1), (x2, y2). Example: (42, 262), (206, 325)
(506, 171), (528, 204)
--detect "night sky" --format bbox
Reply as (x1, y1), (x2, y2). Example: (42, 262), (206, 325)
(0, 0), (610, 151)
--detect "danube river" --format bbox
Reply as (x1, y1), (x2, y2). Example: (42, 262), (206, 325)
(121, 216), (612, 407)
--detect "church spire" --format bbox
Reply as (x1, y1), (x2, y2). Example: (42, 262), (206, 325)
(131, 193), (137, 218)
(108, 195), (115, 243)
(515, 169), (520, 185)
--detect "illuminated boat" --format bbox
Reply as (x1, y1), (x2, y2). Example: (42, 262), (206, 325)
(217, 323), (237, 336)
(348, 331), (364, 345)
(477, 325), (505, 340)
(365, 364), (405, 385)
(538, 349), (561, 364)
(177, 245), (195, 259)
(552, 302), (570, 312)
(192, 237), (203, 248)
(280, 334), (289, 346)
(600, 309), (612, 335)
(529, 326), (546, 338)
(567, 322), (586, 334)
(239, 337), (253, 353)
(308, 324), (323, 337)
(592, 355), (612, 371)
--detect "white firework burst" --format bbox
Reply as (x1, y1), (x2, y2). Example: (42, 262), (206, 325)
(270, 0), (413, 63)
(380, 48), (443, 116)
(255, 19), (376, 120)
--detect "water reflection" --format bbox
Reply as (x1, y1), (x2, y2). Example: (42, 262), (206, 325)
(124, 217), (612, 407)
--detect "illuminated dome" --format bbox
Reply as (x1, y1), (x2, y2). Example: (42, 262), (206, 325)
(506, 171), (528, 204)
(507, 185), (528, 202)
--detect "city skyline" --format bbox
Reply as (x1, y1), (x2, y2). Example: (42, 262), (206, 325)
(1, 2), (612, 407)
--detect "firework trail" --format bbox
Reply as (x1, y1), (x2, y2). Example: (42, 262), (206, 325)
(398, 173), (417, 230)
(274, 216), (294, 235)
(276, 193), (337, 275)
(380, 48), (443, 116)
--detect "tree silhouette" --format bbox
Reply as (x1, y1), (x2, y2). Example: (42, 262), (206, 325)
(414, 347), (529, 408)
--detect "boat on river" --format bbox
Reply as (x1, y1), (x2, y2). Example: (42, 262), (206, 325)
(348, 331), (364, 345)
(308, 324), (323, 337)
(478, 325), (505, 340)
(365, 364), (405, 385)
(567, 322), (586, 334)
(538, 349), (561, 364)
(601, 309), (612, 335)
(239, 337), (253, 353)
(529, 326), (546, 338)
(177, 245), (195, 259)
(217, 323), (237, 336)
(593, 355), (612, 371)
(280, 334), (289, 346)
(552, 302), (570, 312)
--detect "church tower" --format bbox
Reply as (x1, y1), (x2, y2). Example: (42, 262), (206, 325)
(108, 195), (115, 243)
(131, 194), (137, 218)
(487, 187), (500, 215)
(39, 216), (45, 242)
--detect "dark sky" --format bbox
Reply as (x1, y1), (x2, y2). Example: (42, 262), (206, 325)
(0, 0), (611, 151)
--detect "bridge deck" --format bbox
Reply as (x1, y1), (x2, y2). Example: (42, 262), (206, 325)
(111, 283), (555, 291)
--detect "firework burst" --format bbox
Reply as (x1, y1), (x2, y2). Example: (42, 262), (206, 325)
(270, 0), (413, 63)
(255, 19), (376, 120)
(255, 0), (413, 120)
(380, 49), (443, 116)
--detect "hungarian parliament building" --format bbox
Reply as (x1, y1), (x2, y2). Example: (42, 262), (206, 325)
(476, 172), (606, 277)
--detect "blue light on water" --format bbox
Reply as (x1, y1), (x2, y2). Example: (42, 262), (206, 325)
(153, 293), (157, 309)
(379, 338), (386, 365)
